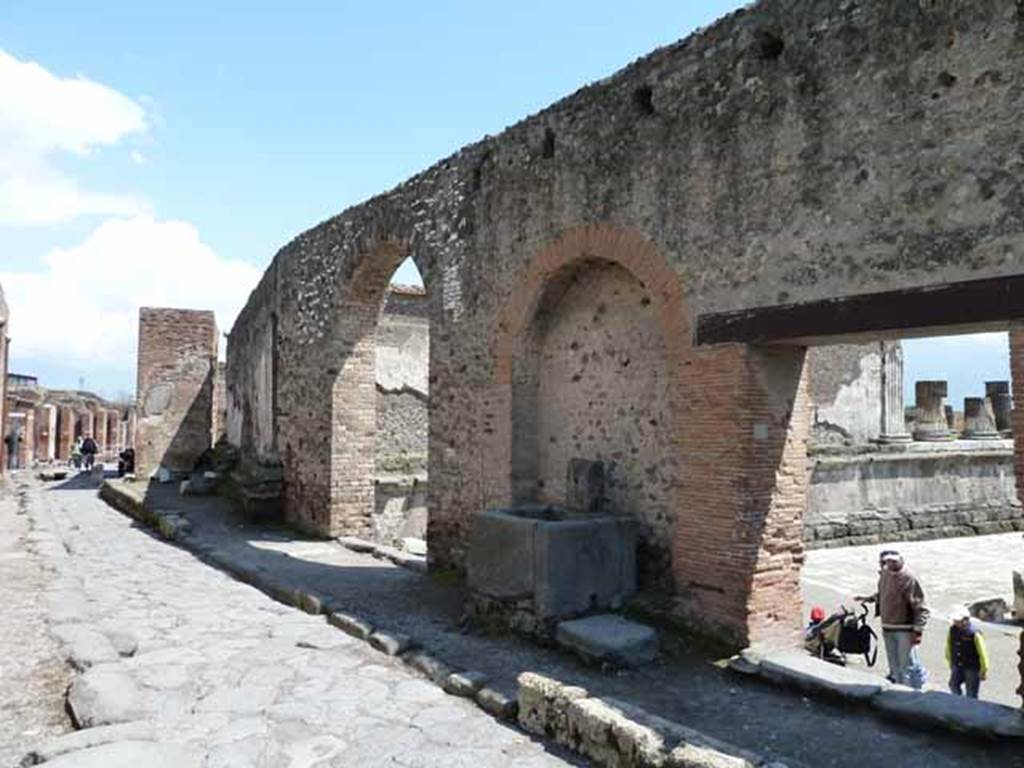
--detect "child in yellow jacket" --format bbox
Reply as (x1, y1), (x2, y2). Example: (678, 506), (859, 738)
(946, 607), (990, 699)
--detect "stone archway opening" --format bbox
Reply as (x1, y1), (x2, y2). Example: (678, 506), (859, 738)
(326, 248), (432, 546)
(510, 258), (678, 591)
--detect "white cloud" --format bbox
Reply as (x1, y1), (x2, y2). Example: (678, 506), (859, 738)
(0, 216), (263, 372)
(0, 49), (149, 225)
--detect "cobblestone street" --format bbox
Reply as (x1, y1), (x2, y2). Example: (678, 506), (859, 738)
(1, 473), (572, 767)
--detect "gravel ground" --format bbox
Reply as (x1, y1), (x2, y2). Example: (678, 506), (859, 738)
(0, 477), (71, 766)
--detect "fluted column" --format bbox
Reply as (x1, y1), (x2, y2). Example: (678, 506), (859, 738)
(878, 341), (910, 442)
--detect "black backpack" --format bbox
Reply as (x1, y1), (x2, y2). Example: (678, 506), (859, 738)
(838, 607), (878, 666)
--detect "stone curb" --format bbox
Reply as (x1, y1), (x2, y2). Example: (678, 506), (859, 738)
(517, 672), (773, 768)
(731, 649), (1024, 740)
(337, 536), (427, 573)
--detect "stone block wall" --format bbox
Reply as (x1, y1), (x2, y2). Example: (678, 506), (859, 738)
(806, 441), (1023, 547)
(226, 1), (1024, 646)
(135, 308), (218, 477)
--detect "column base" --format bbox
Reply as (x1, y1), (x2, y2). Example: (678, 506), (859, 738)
(912, 429), (955, 442)
(876, 433), (912, 444)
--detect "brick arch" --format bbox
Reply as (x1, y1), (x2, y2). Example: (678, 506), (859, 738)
(321, 238), (432, 537)
(494, 225), (690, 387)
(487, 224), (692, 588)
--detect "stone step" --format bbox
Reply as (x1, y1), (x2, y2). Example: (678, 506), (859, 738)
(555, 614), (657, 668)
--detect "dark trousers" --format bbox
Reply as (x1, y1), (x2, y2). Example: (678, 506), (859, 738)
(949, 666), (981, 698)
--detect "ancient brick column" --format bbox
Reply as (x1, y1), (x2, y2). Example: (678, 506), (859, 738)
(963, 397), (1000, 439)
(986, 380), (1012, 434)
(93, 406), (108, 455)
(80, 409), (95, 439)
(38, 405), (57, 461)
(912, 381), (952, 441)
(135, 308), (218, 477)
(878, 341), (910, 442)
(57, 406), (75, 460)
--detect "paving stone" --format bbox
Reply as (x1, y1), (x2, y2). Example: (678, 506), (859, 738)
(20, 721), (155, 766)
(369, 631), (415, 656)
(401, 537), (428, 556)
(555, 614), (658, 667)
(66, 667), (146, 728)
(444, 670), (490, 697)
(105, 629), (139, 658)
(41, 740), (200, 768)
(52, 626), (119, 671)
(297, 591), (325, 615)
(328, 610), (374, 640)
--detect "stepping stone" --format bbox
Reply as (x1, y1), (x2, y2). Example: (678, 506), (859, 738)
(758, 651), (887, 702)
(555, 614), (657, 667)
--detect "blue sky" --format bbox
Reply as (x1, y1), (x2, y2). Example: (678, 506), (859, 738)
(0, 0), (1009, 406)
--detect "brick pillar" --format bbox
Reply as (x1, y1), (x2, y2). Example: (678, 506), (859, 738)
(986, 380), (1012, 434)
(93, 406), (108, 454)
(1008, 327), (1024, 707)
(57, 406), (75, 460)
(19, 410), (34, 467)
(38, 405), (57, 461)
(673, 343), (809, 649)
(135, 308), (218, 477)
(80, 409), (95, 439)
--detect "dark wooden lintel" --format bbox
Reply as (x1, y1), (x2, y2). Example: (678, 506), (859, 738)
(695, 274), (1024, 346)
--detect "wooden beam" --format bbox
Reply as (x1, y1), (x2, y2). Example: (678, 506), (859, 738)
(695, 274), (1024, 346)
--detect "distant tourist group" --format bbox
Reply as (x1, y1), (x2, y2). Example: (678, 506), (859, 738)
(806, 550), (989, 699)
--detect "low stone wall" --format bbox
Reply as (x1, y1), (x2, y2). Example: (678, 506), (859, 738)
(805, 440), (1024, 548)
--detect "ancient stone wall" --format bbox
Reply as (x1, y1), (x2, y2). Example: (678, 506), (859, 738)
(806, 344), (884, 444)
(135, 308), (218, 477)
(228, 0), (1024, 645)
(375, 287), (429, 475)
(806, 441), (1022, 547)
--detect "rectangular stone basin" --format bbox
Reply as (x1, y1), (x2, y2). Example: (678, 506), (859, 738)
(467, 504), (637, 620)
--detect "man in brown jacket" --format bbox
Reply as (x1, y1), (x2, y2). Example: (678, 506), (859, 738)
(856, 551), (929, 688)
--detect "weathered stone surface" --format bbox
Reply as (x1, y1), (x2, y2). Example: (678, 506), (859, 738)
(757, 651), (886, 703)
(401, 536), (427, 556)
(328, 610), (374, 640)
(297, 591), (325, 615)
(67, 667), (145, 728)
(61, 627), (119, 671)
(20, 722), (155, 766)
(476, 686), (518, 721)
(1012, 571), (1024, 620)
(40, 741), (200, 768)
(873, 689), (1024, 739)
(444, 670), (489, 697)
(105, 629), (138, 658)
(368, 631), (414, 656)
(968, 597), (1008, 622)
(337, 536), (376, 553)
(402, 650), (453, 685)
(555, 615), (657, 668)
(517, 672), (589, 740)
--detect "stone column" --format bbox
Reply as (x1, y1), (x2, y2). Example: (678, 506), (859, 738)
(963, 397), (1000, 439)
(57, 406), (75, 460)
(878, 341), (910, 442)
(913, 381), (952, 441)
(986, 381), (1012, 434)
(944, 405), (956, 431)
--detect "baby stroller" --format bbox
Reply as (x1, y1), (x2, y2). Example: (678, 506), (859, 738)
(804, 603), (878, 667)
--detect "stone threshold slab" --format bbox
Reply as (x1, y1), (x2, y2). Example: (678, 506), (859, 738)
(732, 650), (1024, 740)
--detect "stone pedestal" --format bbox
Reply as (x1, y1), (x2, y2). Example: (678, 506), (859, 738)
(913, 381), (953, 441)
(963, 397), (1000, 440)
(878, 342), (911, 443)
(986, 381), (1012, 434)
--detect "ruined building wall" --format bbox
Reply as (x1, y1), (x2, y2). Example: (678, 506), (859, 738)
(228, 0), (1024, 645)
(806, 344), (884, 444)
(135, 308), (218, 477)
(375, 288), (429, 474)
